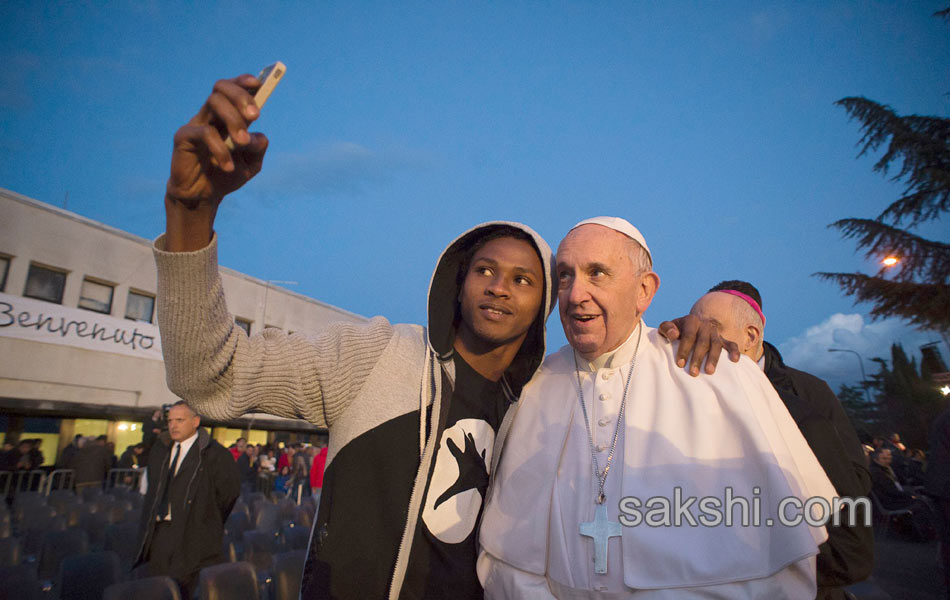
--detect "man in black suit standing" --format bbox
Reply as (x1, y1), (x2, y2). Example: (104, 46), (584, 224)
(135, 401), (240, 598)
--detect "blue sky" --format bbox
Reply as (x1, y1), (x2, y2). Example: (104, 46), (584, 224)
(2, 2), (948, 390)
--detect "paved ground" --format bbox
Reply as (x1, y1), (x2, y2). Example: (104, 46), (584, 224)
(847, 529), (945, 600)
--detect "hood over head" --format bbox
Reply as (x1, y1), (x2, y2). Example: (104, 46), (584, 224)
(427, 221), (555, 397)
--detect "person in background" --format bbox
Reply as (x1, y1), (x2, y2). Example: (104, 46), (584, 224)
(135, 401), (239, 599)
(870, 447), (934, 539)
(291, 444), (311, 497)
(258, 447), (276, 472)
(74, 435), (112, 490)
(60, 434), (83, 469)
(901, 448), (926, 487)
(276, 444), (292, 471)
(118, 444), (145, 469)
(27, 439), (44, 469)
(311, 443), (328, 496)
(884, 432), (907, 479)
(0, 441), (17, 471)
(229, 437), (247, 461)
(106, 441), (118, 469)
(237, 444), (258, 495)
(274, 465), (293, 496)
(142, 409), (164, 455)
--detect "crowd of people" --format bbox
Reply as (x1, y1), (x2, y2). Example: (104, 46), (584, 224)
(0, 438), (45, 471)
(226, 437), (327, 498)
(866, 432), (941, 541)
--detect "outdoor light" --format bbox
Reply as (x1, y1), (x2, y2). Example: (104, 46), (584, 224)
(117, 423), (128, 431)
(942, 385), (950, 396)
(882, 256), (899, 267)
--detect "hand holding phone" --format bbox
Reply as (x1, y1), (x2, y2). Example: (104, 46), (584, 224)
(224, 61), (286, 150)
(165, 65), (286, 250)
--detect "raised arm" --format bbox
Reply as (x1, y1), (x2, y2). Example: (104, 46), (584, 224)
(155, 75), (393, 428)
(164, 74), (268, 252)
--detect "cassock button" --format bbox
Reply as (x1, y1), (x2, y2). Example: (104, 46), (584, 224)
(598, 417), (611, 427)
(595, 444), (607, 452)
(601, 371), (611, 380)
(598, 393), (610, 401)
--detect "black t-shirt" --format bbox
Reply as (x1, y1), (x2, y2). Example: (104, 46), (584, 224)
(401, 354), (509, 599)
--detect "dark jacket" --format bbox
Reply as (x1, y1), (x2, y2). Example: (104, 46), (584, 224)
(73, 443), (112, 485)
(117, 448), (140, 469)
(871, 462), (914, 510)
(927, 408), (950, 499)
(135, 428), (240, 579)
(155, 221), (555, 599)
(762, 342), (874, 599)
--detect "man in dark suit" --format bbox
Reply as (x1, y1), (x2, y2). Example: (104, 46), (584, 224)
(691, 280), (873, 600)
(135, 401), (240, 599)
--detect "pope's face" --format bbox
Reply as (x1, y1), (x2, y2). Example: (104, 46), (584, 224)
(556, 225), (657, 360)
(457, 236), (544, 350)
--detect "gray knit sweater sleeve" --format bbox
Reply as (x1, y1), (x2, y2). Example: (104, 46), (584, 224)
(153, 234), (393, 428)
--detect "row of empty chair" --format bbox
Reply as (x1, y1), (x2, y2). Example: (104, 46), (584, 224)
(1, 486), (315, 599)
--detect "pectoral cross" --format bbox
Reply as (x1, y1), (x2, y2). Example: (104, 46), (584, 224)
(579, 501), (622, 574)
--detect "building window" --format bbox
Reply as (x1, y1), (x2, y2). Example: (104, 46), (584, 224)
(0, 256), (9, 293)
(125, 290), (155, 323)
(78, 278), (114, 314)
(23, 264), (67, 304)
(235, 318), (252, 335)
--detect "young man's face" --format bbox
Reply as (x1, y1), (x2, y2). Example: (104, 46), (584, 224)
(457, 236), (544, 350)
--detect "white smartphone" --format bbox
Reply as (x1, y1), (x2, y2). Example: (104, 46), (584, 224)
(224, 61), (286, 150)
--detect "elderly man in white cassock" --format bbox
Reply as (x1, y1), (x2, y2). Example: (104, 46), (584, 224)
(477, 217), (838, 599)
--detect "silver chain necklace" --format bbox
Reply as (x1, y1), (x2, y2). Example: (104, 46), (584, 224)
(575, 324), (641, 575)
(573, 323), (640, 505)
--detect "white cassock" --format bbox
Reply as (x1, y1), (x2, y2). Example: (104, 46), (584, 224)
(478, 324), (837, 599)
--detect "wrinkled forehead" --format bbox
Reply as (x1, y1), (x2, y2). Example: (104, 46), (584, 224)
(557, 224), (634, 260)
(168, 404), (197, 420)
(692, 291), (738, 316)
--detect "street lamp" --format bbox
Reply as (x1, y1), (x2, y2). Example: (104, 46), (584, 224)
(828, 348), (873, 404)
(881, 256), (899, 267)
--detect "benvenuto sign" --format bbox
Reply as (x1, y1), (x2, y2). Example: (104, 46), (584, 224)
(0, 292), (163, 361)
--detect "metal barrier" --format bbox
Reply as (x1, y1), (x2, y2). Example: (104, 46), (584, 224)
(42, 469), (75, 495)
(14, 470), (46, 494)
(107, 468), (144, 491)
(0, 471), (11, 498)
(256, 471), (277, 497)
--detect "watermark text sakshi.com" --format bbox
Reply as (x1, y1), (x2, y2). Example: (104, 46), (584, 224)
(617, 487), (870, 528)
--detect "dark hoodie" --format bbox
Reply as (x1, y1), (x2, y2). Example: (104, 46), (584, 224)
(304, 222), (555, 600)
(153, 221), (555, 600)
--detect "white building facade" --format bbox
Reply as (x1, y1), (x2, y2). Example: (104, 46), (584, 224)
(0, 187), (365, 461)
